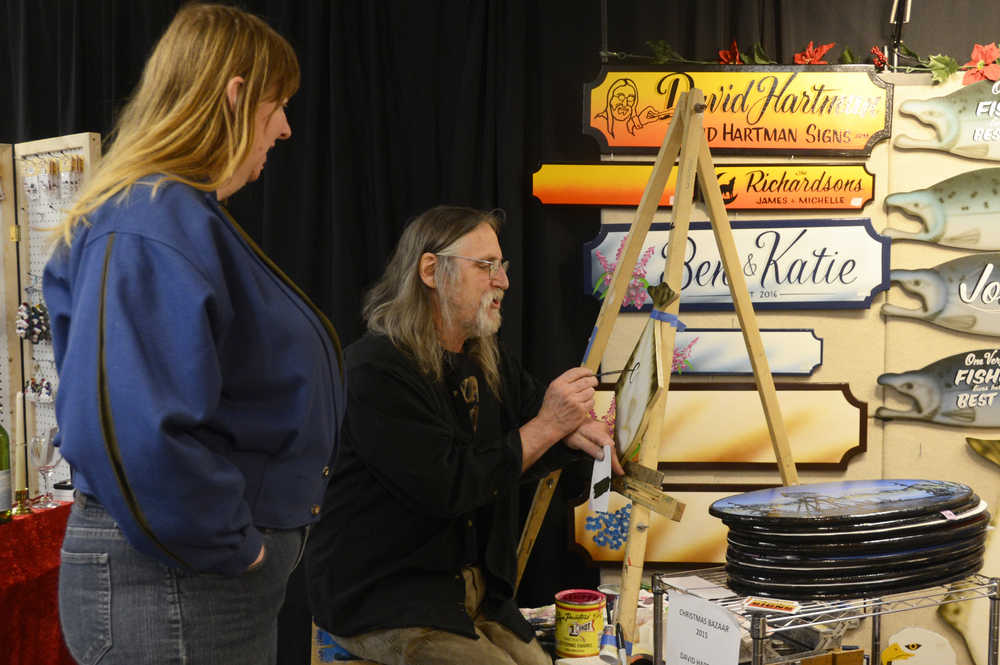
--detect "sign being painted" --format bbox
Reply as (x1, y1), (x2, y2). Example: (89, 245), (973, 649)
(584, 219), (890, 311)
(883, 253), (1000, 337)
(533, 162), (875, 210)
(877, 349), (1000, 427)
(583, 66), (892, 155)
(894, 80), (1000, 161)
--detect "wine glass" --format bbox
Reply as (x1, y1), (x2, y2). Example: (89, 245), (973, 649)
(28, 428), (61, 509)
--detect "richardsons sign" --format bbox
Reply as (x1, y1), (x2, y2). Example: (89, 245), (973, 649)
(584, 219), (890, 311)
(583, 66), (891, 156)
(532, 162), (875, 210)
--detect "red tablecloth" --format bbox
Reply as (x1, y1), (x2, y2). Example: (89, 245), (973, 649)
(0, 504), (75, 665)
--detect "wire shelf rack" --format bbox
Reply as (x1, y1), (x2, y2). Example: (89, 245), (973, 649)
(651, 567), (999, 665)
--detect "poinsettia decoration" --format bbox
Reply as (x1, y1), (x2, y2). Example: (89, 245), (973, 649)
(608, 37), (997, 86)
(718, 40), (742, 65)
(962, 42), (1000, 84)
(794, 41), (835, 65)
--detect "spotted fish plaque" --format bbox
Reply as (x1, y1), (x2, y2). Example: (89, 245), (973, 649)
(884, 168), (1000, 249)
(894, 80), (1000, 161)
(882, 253), (1000, 337)
(877, 348), (1000, 426)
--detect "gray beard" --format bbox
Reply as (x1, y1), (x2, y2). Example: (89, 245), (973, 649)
(440, 288), (502, 341)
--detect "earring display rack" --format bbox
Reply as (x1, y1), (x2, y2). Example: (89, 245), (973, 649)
(7, 133), (100, 497)
(651, 567), (999, 665)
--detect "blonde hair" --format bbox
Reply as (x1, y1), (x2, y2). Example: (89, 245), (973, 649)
(58, 3), (299, 244)
(364, 206), (503, 397)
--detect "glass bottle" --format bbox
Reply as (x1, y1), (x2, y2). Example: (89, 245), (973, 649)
(0, 422), (11, 523)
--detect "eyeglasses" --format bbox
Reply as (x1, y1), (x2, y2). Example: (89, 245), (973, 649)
(436, 254), (510, 281)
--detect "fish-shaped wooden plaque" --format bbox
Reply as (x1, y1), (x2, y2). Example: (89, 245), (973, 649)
(894, 80), (1000, 161)
(877, 348), (1000, 426)
(884, 167), (1000, 249)
(882, 253), (1000, 337)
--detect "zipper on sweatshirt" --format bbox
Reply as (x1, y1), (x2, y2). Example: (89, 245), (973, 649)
(97, 233), (193, 570)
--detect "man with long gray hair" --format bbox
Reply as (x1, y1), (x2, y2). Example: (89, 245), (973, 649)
(305, 205), (621, 665)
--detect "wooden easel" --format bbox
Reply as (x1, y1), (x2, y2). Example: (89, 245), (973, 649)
(515, 89), (801, 644)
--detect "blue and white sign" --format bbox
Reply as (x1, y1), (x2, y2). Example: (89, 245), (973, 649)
(584, 219), (890, 311)
(675, 329), (823, 376)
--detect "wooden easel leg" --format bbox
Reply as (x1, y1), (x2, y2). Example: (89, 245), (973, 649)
(515, 91), (692, 591)
(695, 137), (799, 486)
(515, 469), (561, 590)
(615, 92), (705, 645)
(615, 393), (666, 644)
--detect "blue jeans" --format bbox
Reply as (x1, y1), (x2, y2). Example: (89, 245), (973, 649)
(58, 493), (306, 665)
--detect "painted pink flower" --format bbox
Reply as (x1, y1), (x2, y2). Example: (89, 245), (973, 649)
(672, 337), (699, 373)
(594, 238), (657, 308)
(589, 397), (616, 441)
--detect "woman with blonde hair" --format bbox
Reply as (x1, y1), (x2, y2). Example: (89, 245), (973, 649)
(44, 4), (345, 663)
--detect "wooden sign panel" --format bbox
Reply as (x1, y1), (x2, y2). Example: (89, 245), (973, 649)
(894, 79), (1000, 161)
(877, 348), (1000, 426)
(673, 329), (822, 376)
(594, 383), (866, 470)
(583, 66), (892, 156)
(533, 162), (875, 210)
(585, 219), (890, 311)
(883, 253), (1000, 337)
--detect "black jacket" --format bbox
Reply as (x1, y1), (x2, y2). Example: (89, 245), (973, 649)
(305, 333), (584, 641)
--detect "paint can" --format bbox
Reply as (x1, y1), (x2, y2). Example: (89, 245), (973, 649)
(554, 588), (606, 657)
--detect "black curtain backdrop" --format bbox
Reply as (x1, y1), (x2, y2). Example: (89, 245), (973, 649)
(3, 1), (999, 662)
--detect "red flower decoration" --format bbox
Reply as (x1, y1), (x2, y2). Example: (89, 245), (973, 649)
(870, 46), (887, 70)
(962, 42), (1000, 84)
(718, 40), (742, 65)
(794, 41), (835, 65)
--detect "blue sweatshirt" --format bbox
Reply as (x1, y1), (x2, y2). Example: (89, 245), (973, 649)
(43, 180), (345, 575)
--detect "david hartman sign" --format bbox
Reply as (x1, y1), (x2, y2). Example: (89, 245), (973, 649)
(584, 66), (891, 156)
(584, 219), (890, 311)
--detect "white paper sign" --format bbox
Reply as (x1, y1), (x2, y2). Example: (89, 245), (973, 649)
(666, 591), (741, 665)
(588, 453), (612, 513)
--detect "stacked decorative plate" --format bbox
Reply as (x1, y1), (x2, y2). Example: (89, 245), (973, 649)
(708, 479), (989, 599)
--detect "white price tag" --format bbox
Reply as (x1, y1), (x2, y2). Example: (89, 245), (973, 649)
(666, 590), (740, 665)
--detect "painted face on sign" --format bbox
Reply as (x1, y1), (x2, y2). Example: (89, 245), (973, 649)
(608, 80), (638, 121)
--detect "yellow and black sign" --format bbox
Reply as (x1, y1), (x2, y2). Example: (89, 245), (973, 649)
(584, 66), (892, 156)
(533, 162), (874, 210)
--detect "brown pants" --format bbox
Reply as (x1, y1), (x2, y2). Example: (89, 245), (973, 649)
(331, 567), (551, 665)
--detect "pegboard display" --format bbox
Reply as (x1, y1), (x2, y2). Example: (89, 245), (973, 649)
(13, 133), (101, 494)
